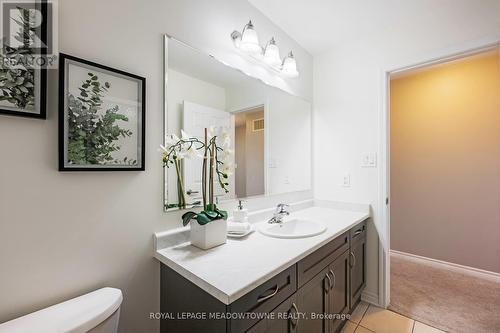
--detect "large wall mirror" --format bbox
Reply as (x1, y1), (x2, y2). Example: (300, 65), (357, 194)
(164, 35), (312, 211)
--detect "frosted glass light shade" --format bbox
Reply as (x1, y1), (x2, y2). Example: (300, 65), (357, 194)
(264, 38), (281, 67)
(240, 21), (261, 55)
(282, 51), (299, 78)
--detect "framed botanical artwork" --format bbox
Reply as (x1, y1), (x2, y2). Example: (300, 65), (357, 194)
(0, 0), (48, 118)
(58, 53), (146, 171)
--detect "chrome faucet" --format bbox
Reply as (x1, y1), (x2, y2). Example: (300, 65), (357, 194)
(268, 203), (290, 224)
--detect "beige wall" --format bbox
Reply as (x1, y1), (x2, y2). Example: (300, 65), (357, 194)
(0, 0), (312, 332)
(234, 109), (265, 198)
(390, 50), (500, 273)
(235, 123), (247, 197)
(244, 110), (265, 197)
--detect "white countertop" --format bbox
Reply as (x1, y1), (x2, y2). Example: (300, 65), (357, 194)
(154, 206), (369, 305)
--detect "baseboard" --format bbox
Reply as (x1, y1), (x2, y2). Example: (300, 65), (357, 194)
(361, 290), (380, 306)
(391, 250), (500, 282)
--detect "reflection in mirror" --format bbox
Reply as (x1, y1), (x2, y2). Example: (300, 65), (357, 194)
(164, 35), (311, 212)
(234, 106), (265, 198)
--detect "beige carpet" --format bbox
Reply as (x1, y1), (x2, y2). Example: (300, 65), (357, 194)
(389, 253), (500, 333)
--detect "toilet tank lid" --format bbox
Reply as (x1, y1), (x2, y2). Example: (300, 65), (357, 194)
(0, 287), (123, 333)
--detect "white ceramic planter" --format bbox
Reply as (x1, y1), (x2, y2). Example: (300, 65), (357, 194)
(190, 218), (227, 250)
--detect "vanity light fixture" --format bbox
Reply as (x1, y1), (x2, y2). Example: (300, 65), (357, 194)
(281, 51), (299, 78)
(231, 21), (299, 78)
(237, 20), (262, 55)
(263, 37), (281, 67)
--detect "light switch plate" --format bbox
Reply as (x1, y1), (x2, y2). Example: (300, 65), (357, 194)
(362, 152), (377, 168)
(342, 174), (351, 187)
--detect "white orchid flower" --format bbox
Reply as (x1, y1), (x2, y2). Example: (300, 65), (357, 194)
(220, 147), (234, 160)
(175, 149), (186, 160)
(221, 162), (235, 176)
(184, 146), (203, 159)
(159, 144), (169, 153)
(209, 125), (230, 140)
(220, 132), (231, 149)
(208, 126), (219, 139)
(165, 133), (180, 148)
(181, 129), (193, 141)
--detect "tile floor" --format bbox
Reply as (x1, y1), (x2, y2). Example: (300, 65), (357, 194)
(341, 302), (447, 333)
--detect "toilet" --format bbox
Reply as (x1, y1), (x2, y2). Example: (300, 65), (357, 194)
(0, 287), (122, 333)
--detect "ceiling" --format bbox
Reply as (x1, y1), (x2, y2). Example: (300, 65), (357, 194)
(248, 0), (500, 56)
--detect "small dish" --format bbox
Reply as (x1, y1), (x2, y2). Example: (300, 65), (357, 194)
(227, 224), (254, 238)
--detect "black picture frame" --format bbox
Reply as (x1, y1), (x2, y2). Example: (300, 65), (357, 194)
(0, 0), (48, 119)
(58, 53), (146, 171)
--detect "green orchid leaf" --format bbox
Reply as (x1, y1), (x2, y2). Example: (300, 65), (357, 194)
(204, 210), (218, 219)
(218, 210), (228, 220)
(181, 211), (197, 227)
(196, 213), (211, 225)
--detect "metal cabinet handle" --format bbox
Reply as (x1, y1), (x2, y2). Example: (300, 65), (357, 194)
(186, 189), (199, 195)
(290, 302), (299, 328)
(257, 285), (279, 303)
(353, 229), (363, 236)
(350, 252), (356, 268)
(325, 272), (332, 293)
(329, 269), (336, 290)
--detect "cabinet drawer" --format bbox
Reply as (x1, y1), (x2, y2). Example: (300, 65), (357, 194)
(246, 294), (298, 333)
(350, 221), (367, 244)
(230, 266), (297, 333)
(297, 232), (349, 287)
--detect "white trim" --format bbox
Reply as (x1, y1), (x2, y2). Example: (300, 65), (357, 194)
(378, 67), (391, 308)
(379, 37), (500, 309)
(391, 250), (500, 283)
(362, 290), (380, 306)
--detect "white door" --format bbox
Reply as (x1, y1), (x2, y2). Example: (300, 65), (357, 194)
(183, 101), (233, 203)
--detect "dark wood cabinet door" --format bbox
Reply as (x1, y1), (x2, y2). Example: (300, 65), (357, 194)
(296, 267), (330, 333)
(349, 237), (366, 307)
(328, 251), (350, 333)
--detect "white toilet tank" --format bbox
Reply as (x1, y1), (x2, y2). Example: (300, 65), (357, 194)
(0, 287), (123, 333)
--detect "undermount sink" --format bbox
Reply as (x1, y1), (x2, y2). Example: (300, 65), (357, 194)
(259, 219), (327, 239)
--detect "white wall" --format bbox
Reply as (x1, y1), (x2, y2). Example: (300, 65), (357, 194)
(313, 5), (500, 302)
(0, 0), (312, 332)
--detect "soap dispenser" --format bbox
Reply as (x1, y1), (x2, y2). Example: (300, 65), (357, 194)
(233, 200), (248, 223)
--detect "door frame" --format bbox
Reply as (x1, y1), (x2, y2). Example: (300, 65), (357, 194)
(379, 39), (500, 307)
(230, 102), (270, 197)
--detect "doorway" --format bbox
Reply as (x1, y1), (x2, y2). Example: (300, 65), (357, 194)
(233, 106), (265, 198)
(387, 47), (500, 333)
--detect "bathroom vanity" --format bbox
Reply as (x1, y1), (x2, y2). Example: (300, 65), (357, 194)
(158, 34), (369, 333)
(154, 206), (368, 333)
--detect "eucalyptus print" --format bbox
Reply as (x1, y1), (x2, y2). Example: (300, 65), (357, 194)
(67, 73), (136, 166)
(0, 7), (36, 111)
(59, 53), (146, 171)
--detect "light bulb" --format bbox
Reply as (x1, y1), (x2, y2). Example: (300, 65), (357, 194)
(240, 21), (261, 55)
(282, 51), (299, 78)
(263, 38), (281, 67)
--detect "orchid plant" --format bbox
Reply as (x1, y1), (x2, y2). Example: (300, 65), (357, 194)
(160, 127), (234, 226)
